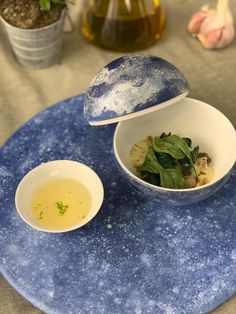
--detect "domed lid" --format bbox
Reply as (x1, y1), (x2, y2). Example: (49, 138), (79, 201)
(84, 55), (189, 126)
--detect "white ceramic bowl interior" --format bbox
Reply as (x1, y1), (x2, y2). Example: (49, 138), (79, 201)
(15, 160), (104, 232)
(114, 97), (236, 192)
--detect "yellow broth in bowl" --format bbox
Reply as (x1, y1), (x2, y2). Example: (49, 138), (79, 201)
(31, 178), (91, 230)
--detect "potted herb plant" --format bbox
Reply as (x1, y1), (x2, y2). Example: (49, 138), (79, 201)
(0, 0), (73, 68)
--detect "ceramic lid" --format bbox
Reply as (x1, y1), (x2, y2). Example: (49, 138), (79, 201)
(84, 55), (189, 126)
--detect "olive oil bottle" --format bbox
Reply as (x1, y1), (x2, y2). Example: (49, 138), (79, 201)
(81, 0), (165, 51)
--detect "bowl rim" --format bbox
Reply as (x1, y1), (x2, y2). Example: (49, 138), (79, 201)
(113, 97), (236, 193)
(15, 159), (104, 233)
(88, 92), (188, 126)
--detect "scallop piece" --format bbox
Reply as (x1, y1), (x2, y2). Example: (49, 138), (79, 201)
(130, 137), (152, 167)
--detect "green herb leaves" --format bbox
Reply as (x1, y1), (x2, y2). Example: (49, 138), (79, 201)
(39, 0), (74, 11)
(137, 133), (200, 189)
(140, 149), (161, 174)
(159, 168), (185, 189)
(139, 148), (185, 189)
(56, 201), (69, 216)
(153, 137), (185, 159)
(37, 211), (44, 220)
(39, 0), (51, 11)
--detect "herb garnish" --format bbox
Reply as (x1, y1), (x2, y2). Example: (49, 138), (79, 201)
(139, 148), (185, 189)
(136, 133), (209, 189)
(56, 201), (69, 216)
(38, 211), (44, 220)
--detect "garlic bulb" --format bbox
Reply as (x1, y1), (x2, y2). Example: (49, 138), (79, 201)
(188, 0), (235, 49)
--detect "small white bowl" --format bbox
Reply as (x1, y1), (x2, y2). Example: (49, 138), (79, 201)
(15, 160), (104, 232)
(114, 98), (236, 206)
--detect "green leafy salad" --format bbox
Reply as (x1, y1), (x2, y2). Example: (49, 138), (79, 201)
(130, 132), (213, 189)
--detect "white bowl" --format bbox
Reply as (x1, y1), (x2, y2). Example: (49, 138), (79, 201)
(114, 98), (236, 206)
(15, 160), (104, 232)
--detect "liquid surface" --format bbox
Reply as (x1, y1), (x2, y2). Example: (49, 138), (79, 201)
(81, 0), (165, 51)
(31, 178), (91, 229)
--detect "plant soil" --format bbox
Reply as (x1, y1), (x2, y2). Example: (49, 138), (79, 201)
(0, 0), (64, 29)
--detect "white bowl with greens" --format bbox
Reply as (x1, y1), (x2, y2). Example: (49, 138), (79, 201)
(113, 98), (236, 206)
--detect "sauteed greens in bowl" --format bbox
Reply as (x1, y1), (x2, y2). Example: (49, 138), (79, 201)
(113, 98), (236, 206)
(130, 132), (213, 189)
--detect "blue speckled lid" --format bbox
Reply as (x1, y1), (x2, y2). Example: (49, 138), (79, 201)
(84, 55), (190, 126)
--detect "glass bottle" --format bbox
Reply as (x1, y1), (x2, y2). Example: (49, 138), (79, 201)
(81, 0), (165, 52)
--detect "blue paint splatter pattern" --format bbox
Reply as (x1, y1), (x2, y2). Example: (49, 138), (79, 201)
(0, 95), (236, 314)
(84, 55), (189, 123)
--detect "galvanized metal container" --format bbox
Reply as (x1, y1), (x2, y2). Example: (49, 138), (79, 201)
(0, 9), (67, 69)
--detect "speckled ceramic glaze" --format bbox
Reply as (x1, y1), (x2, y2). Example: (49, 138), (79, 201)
(0, 95), (236, 314)
(84, 55), (189, 125)
(116, 161), (233, 206)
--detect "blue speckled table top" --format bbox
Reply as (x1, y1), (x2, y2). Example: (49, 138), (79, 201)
(0, 95), (236, 314)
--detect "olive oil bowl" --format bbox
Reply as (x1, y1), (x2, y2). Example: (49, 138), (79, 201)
(15, 160), (104, 232)
(113, 98), (236, 206)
